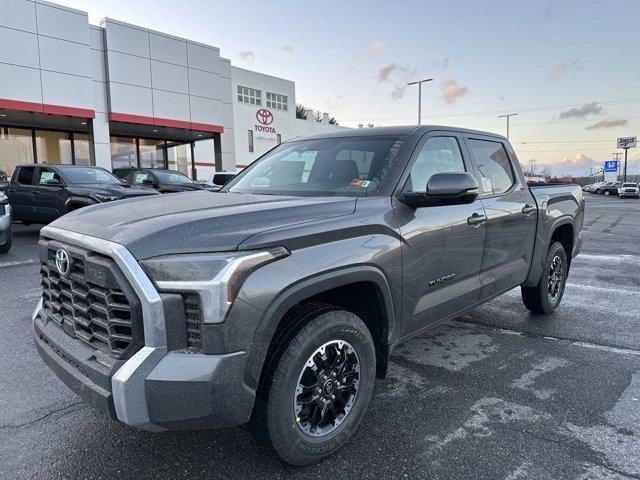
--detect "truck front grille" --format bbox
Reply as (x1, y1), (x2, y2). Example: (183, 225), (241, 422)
(38, 240), (143, 359)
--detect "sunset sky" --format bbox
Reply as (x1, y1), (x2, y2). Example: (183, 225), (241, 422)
(55, 0), (640, 177)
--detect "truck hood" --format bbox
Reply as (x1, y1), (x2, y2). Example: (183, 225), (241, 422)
(48, 191), (356, 259)
(67, 184), (159, 198)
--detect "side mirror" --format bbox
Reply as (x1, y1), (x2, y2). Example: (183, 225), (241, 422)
(44, 178), (63, 187)
(400, 172), (479, 208)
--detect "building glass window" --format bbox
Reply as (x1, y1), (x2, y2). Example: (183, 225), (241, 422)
(266, 92), (288, 111)
(35, 130), (72, 165)
(0, 128), (34, 181)
(237, 86), (262, 105)
(248, 130), (254, 153)
(73, 133), (93, 166)
(167, 141), (193, 179)
(139, 138), (166, 168)
(110, 136), (137, 169)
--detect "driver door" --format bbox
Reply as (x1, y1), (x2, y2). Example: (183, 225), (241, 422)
(395, 132), (487, 335)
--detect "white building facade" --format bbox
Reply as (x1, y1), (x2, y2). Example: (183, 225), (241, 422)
(0, 0), (344, 183)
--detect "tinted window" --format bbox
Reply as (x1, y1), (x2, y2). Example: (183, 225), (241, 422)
(408, 137), (465, 192)
(468, 139), (515, 195)
(17, 167), (35, 185)
(63, 168), (121, 185)
(153, 170), (193, 184)
(112, 169), (130, 180)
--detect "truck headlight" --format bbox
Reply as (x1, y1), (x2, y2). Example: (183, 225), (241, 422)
(140, 247), (289, 323)
(93, 193), (120, 202)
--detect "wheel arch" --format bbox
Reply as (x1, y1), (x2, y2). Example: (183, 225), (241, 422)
(244, 265), (397, 391)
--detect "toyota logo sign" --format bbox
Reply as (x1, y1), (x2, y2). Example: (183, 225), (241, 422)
(55, 249), (70, 277)
(256, 109), (274, 125)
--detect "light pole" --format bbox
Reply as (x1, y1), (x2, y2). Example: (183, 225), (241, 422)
(407, 78), (433, 125)
(497, 113), (518, 139)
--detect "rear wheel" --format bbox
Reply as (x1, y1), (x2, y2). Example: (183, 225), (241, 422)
(603, 190), (611, 196)
(250, 305), (376, 465)
(0, 225), (12, 254)
(521, 241), (568, 314)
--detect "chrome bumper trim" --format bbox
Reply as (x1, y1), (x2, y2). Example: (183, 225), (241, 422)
(39, 226), (168, 429)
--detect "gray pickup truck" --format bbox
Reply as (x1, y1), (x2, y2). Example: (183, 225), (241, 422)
(33, 126), (583, 465)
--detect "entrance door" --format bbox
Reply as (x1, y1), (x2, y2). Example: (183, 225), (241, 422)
(396, 133), (487, 335)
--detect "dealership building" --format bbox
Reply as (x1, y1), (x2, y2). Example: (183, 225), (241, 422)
(0, 0), (343, 182)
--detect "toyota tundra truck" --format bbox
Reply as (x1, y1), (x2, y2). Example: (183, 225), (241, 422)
(32, 126), (584, 465)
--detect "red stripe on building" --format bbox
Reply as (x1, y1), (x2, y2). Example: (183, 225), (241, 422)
(108, 112), (224, 134)
(0, 98), (95, 118)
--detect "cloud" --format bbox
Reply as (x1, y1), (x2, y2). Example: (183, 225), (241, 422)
(547, 59), (587, 80)
(544, 2), (558, 19)
(441, 77), (468, 103)
(558, 101), (603, 119)
(377, 63), (397, 81)
(432, 56), (450, 69)
(237, 50), (255, 61)
(371, 41), (384, 55)
(553, 153), (600, 176)
(498, 94), (506, 101)
(282, 45), (294, 52)
(391, 84), (406, 100)
(586, 118), (628, 130)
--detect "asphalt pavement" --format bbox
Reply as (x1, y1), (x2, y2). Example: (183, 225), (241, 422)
(1, 194), (639, 479)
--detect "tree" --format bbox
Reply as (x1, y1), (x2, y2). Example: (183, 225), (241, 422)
(329, 117), (339, 125)
(538, 166), (554, 179)
(295, 104), (307, 119)
(314, 111), (322, 122)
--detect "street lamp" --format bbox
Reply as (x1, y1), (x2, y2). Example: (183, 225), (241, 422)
(497, 113), (518, 139)
(407, 78), (433, 125)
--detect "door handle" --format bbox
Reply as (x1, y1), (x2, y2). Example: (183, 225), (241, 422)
(522, 204), (536, 215)
(467, 212), (487, 227)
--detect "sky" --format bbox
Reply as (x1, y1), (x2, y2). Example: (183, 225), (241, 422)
(55, 0), (640, 177)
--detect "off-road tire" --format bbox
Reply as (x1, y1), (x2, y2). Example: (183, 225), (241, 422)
(249, 303), (376, 465)
(521, 241), (568, 314)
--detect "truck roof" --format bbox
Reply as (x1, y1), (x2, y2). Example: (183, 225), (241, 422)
(291, 125), (508, 142)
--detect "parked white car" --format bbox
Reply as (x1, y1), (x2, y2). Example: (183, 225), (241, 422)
(618, 182), (640, 198)
(0, 192), (12, 254)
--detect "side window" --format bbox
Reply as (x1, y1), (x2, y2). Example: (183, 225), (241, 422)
(17, 167), (35, 185)
(408, 136), (465, 192)
(468, 139), (515, 195)
(37, 168), (62, 185)
(113, 170), (129, 181)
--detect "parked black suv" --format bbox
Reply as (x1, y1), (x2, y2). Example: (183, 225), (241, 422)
(113, 167), (217, 193)
(6, 165), (158, 225)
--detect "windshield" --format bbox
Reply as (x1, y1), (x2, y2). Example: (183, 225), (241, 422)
(152, 170), (193, 184)
(63, 168), (121, 185)
(622, 183), (637, 187)
(225, 136), (405, 196)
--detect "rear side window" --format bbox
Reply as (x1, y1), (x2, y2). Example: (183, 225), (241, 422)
(408, 137), (466, 192)
(17, 167), (35, 185)
(468, 139), (515, 195)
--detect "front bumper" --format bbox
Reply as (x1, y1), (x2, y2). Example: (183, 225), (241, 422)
(33, 226), (256, 431)
(618, 191), (640, 197)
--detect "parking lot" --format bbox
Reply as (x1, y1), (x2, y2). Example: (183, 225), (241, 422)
(1, 194), (639, 479)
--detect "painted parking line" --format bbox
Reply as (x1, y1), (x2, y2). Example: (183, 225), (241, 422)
(575, 253), (640, 264)
(0, 259), (35, 268)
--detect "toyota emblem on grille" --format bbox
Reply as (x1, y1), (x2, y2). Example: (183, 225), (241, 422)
(55, 249), (70, 277)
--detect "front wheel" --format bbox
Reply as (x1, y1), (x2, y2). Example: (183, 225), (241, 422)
(521, 241), (568, 314)
(250, 305), (376, 465)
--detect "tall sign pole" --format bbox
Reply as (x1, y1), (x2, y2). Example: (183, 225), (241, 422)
(498, 113), (518, 140)
(617, 137), (637, 182)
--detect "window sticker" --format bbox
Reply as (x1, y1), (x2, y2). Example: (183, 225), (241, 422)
(39, 171), (54, 184)
(482, 177), (493, 193)
(350, 178), (365, 187)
